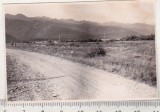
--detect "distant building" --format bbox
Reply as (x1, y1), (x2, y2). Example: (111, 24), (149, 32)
(34, 41), (47, 44)
(101, 39), (111, 42)
(33, 41), (48, 46)
(54, 40), (59, 44)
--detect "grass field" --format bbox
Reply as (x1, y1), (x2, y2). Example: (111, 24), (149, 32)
(7, 40), (156, 86)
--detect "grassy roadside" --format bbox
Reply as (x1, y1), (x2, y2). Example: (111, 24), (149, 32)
(7, 40), (156, 86)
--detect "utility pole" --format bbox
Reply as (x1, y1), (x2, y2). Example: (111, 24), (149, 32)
(103, 32), (106, 39)
(59, 34), (61, 42)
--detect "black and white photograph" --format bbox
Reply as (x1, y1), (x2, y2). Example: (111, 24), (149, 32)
(4, 0), (157, 101)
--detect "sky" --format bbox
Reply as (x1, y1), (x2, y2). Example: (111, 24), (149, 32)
(3, 0), (155, 25)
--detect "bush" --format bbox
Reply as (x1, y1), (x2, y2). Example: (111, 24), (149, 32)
(120, 34), (155, 41)
(86, 47), (106, 58)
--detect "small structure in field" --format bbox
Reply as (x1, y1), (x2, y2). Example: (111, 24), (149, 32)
(54, 40), (59, 44)
(34, 41), (48, 46)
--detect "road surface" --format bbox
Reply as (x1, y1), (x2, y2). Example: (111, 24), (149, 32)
(7, 49), (157, 101)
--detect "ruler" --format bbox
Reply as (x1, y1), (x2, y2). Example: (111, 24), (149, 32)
(0, 100), (160, 112)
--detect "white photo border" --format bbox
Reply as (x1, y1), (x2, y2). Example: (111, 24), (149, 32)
(0, 0), (159, 101)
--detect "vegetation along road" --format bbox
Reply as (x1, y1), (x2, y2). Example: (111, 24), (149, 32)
(7, 49), (157, 101)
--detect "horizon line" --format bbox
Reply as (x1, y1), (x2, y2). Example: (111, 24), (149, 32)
(5, 13), (155, 26)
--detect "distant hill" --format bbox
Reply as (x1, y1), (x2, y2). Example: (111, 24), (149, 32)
(6, 33), (20, 43)
(5, 14), (53, 22)
(5, 14), (155, 42)
(104, 22), (155, 35)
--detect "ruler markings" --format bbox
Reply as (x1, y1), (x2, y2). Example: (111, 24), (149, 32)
(1, 101), (160, 108)
(0, 102), (160, 112)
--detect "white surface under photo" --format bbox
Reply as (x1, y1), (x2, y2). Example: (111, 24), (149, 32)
(4, 0), (157, 101)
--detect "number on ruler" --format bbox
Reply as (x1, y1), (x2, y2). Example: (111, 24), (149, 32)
(97, 111), (102, 112)
(153, 111), (159, 112)
(78, 111), (83, 112)
(115, 110), (121, 112)
(134, 110), (140, 112)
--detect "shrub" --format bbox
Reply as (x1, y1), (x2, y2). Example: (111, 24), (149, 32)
(86, 47), (106, 58)
(120, 34), (155, 41)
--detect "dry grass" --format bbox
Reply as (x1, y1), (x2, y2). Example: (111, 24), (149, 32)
(7, 40), (156, 86)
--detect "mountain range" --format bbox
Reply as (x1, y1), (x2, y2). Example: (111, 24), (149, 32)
(5, 14), (155, 42)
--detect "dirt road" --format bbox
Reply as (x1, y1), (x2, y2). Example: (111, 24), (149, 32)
(7, 49), (157, 101)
